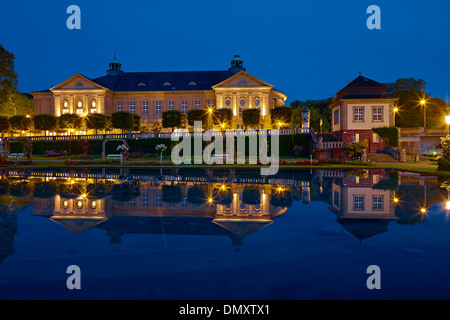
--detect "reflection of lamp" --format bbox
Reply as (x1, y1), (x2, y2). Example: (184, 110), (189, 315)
(445, 201), (450, 210)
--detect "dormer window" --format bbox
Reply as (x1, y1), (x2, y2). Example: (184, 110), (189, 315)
(188, 81), (197, 86)
(138, 82), (146, 87)
(163, 82), (171, 86)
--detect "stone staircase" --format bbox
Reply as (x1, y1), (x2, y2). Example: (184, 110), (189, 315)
(367, 153), (399, 162)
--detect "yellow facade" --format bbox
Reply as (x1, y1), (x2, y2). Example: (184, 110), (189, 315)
(32, 56), (287, 131)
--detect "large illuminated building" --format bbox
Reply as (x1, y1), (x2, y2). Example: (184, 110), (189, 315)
(32, 55), (287, 131)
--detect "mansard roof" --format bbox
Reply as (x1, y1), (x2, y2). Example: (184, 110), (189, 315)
(91, 70), (235, 92)
(336, 75), (392, 100)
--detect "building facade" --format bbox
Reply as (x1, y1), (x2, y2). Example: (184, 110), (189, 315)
(327, 75), (398, 153)
(32, 55), (287, 131)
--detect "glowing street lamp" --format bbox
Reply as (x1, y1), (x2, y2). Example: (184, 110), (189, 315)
(393, 107), (398, 126)
(420, 99), (427, 129)
(445, 115), (450, 135)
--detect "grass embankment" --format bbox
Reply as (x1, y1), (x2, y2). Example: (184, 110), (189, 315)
(1, 156), (449, 177)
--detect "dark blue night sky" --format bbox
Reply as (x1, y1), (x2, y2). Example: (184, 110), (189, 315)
(2, 0), (450, 103)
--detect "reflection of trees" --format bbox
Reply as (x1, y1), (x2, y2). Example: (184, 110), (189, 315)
(162, 185), (183, 204)
(58, 182), (85, 199)
(0, 205), (18, 263)
(270, 187), (292, 208)
(242, 186), (260, 205)
(0, 180), (9, 196)
(33, 182), (57, 199)
(111, 181), (140, 202)
(214, 188), (232, 205)
(9, 181), (32, 198)
(187, 185), (206, 204)
(86, 181), (114, 199)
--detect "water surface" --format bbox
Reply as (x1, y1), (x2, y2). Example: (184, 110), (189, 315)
(0, 168), (449, 299)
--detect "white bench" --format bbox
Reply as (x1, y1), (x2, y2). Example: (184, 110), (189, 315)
(8, 153), (24, 159)
(212, 154), (230, 160)
(106, 154), (122, 159)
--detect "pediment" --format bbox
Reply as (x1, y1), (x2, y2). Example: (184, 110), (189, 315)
(213, 71), (273, 89)
(50, 216), (108, 235)
(50, 73), (108, 91)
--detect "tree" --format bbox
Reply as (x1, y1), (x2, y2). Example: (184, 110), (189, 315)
(242, 109), (261, 128)
(0, 45), (18, 105)
(9, 115), (32, 134)
(270, 106), (292, 127)
(33, 114), (57, 132)
(387, 78), (428, 127)
(290, 98), (332, 132)
(187, 108), (207, 128)
(0, 91), (33, 117)
(162, 110), (182, 132)
(213, 108), (233, 129)
(133, 114), (141, 132)
(58, 114), (82, 132)
(111, 111), (135, 133)
(86, 113), (106, 134)
(0, 116), (9, 134)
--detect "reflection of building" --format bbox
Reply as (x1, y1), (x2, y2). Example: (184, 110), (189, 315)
(329, 169), (398, 240)
(31, 181), (287, 250)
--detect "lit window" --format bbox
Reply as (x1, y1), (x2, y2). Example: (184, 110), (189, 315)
(334, 109), (339, 124)
(354, 107), (364, 122)
(155, 101), (161, 114)
(130, 101), (136, 114)
(373, 195), (383, 210)
(373, 133), (380, 143)
(353, 195), (364, 211)
(373, 107), (382, 121)
(181, 101), (188, 114)
(77, 101), (83, 108)
(143, 101), (149, 114)
(353, 133), (360, 143)
(142, 194), (149, 207)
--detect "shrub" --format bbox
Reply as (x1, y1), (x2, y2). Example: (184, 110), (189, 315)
(372, 126), (399, 147)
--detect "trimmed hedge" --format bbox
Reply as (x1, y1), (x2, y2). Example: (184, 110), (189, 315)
(9, 134), (311, 157)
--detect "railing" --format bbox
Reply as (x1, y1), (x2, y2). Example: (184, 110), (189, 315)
(316, 141), (346, 149)
(15, 128), (312, 142)
(398, 127), (448, 137)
